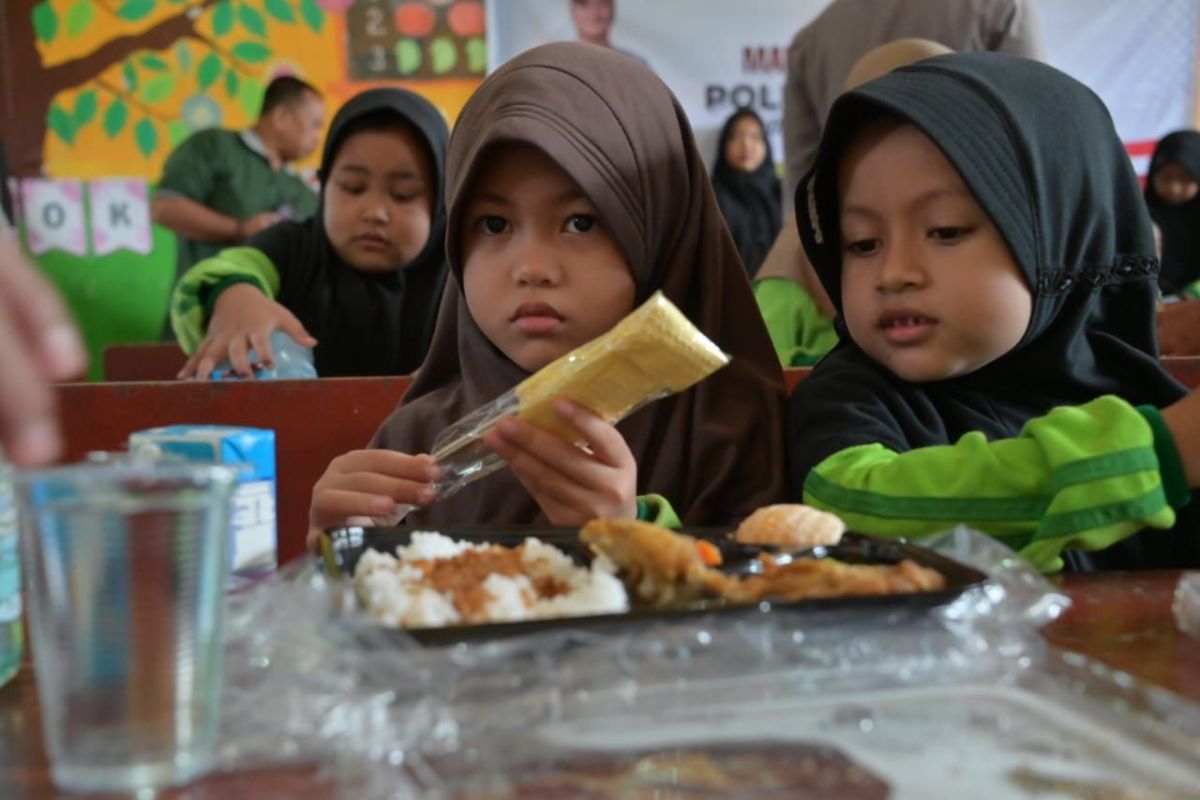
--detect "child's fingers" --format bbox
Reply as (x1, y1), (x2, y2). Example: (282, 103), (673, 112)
(311, 488), (397, 527)
(248, 327), (275, 367)
(279, 309), (317, 348)
(486, 421), (614, 504)
(495, 439), (593, 522)
(551, 400), (633, 468)
(330, 450), (441, 483)
(177, 352), (201, 380)
(186, 335), (230, 381)
(0, 308), (62, 466)
(489, 417), (613, 491)
(0, 236), (86, 382)
(227, 334), (254, 377)
(326, 471), (437, 506)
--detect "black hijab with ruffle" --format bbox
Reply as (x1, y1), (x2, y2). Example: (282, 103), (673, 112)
(247, 88), (449, 376)
(1145, 129), (1200, 295)
(788, 52), (1197, 569)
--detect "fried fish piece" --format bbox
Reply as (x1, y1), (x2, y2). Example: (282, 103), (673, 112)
(580, 519), (731, 607)
(581, 518), (946, 609)
(725, 556), (946, 604)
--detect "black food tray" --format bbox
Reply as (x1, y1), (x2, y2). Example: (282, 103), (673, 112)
(322, 525), (988, 646)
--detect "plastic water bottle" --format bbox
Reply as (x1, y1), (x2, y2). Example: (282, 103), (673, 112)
(210, 330), (317, 380)
(0, 451), (22, 686)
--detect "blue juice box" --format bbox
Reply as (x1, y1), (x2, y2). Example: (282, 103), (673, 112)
(128, 426), (277, 576)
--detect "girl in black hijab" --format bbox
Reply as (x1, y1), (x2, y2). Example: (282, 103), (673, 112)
(712, 108), (782, 277)
(1145, 130), (1200, 297)
(788, 52), (1200, 572)
(172, 87), (449, 378)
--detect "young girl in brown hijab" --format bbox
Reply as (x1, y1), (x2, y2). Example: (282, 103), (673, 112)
(308, 42), (786, 540)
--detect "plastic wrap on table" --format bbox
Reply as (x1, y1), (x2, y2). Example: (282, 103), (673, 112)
(216, 527), (1200, 799)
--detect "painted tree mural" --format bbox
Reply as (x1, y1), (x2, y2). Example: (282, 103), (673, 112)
(4, 0), (332, 178)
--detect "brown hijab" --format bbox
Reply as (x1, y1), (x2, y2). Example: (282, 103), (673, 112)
(371, 42), (786, 527)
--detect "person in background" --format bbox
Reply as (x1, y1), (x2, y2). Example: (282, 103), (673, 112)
(781, 0), (1044, 206)
(569, 0), (646, 65)
(788, 53), (1200, 573)
(757, 0), (1044, 355)
(308, 43), (785, 546)
(712, 107), (781, 278)
(172, 88), (448, 380)
(1145, 130), (1200, 298)
(0, 234), (87, 465)
(152, 76), (325, 336)
(755, 39), (950, 367)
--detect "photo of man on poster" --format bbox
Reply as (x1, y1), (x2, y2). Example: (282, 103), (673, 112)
(569, 0), (648, 66)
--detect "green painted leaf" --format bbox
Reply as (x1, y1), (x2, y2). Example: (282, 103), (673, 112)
(103, 99), (129, 138)
(264, 0), (294, 24)
(299, 0), (322, 33)
(237, 76), (264, 118)
(231, 41), (271, 63)
(139, 74), (177, 104)
(238, 4), (267, 37)
(116, 0), (156, 22)
(197, 52), (222, 90)
(73, 90), (98, 126)
(134, 118), (158, 156)
(32, 3), (58, 43)
(47, 105), (75, 145)
(65, 0), (94, 37)
(212, 1), (234, 36)
(140, 54), (169, 71)
(167, 120), (190, 146)
(175, 41), (192, 71)
(225, 68), (239, 99)
(123, 61), (139, 91)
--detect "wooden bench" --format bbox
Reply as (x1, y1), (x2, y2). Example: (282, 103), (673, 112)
(1163, 355), (1200, 388)
(56, 377), (411, 565)
(102, 343), (188, 382)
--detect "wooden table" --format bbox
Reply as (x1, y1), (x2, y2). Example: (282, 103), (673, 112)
(3, 571), (1197, 797)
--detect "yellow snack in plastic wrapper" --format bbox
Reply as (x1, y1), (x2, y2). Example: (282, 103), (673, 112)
(359, 292), (731, 523)
(514, 291), (729, 441)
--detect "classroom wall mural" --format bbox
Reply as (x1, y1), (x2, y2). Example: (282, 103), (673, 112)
(0, 0), (485, 378)
(5, 0), (485, 179)
(4, 0), (1199, 379)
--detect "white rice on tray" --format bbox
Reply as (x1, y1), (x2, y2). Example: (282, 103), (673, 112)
(353, 531), (629, 628)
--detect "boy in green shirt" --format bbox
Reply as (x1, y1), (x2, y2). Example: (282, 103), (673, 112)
(152, 76), (324, 335)
(788, 54), (1200, 572)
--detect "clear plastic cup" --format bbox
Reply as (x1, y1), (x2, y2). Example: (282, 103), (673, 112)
(16, 459), (238, 793)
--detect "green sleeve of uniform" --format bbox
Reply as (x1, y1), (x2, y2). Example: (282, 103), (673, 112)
(636, 494), (682, 529)
(170, 247), (282, 353)
(802, 395), (1178, 572)
(1179, 279), (1200, 300)
(156, 132), (217, 202)
(752, 277), (839, 367)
